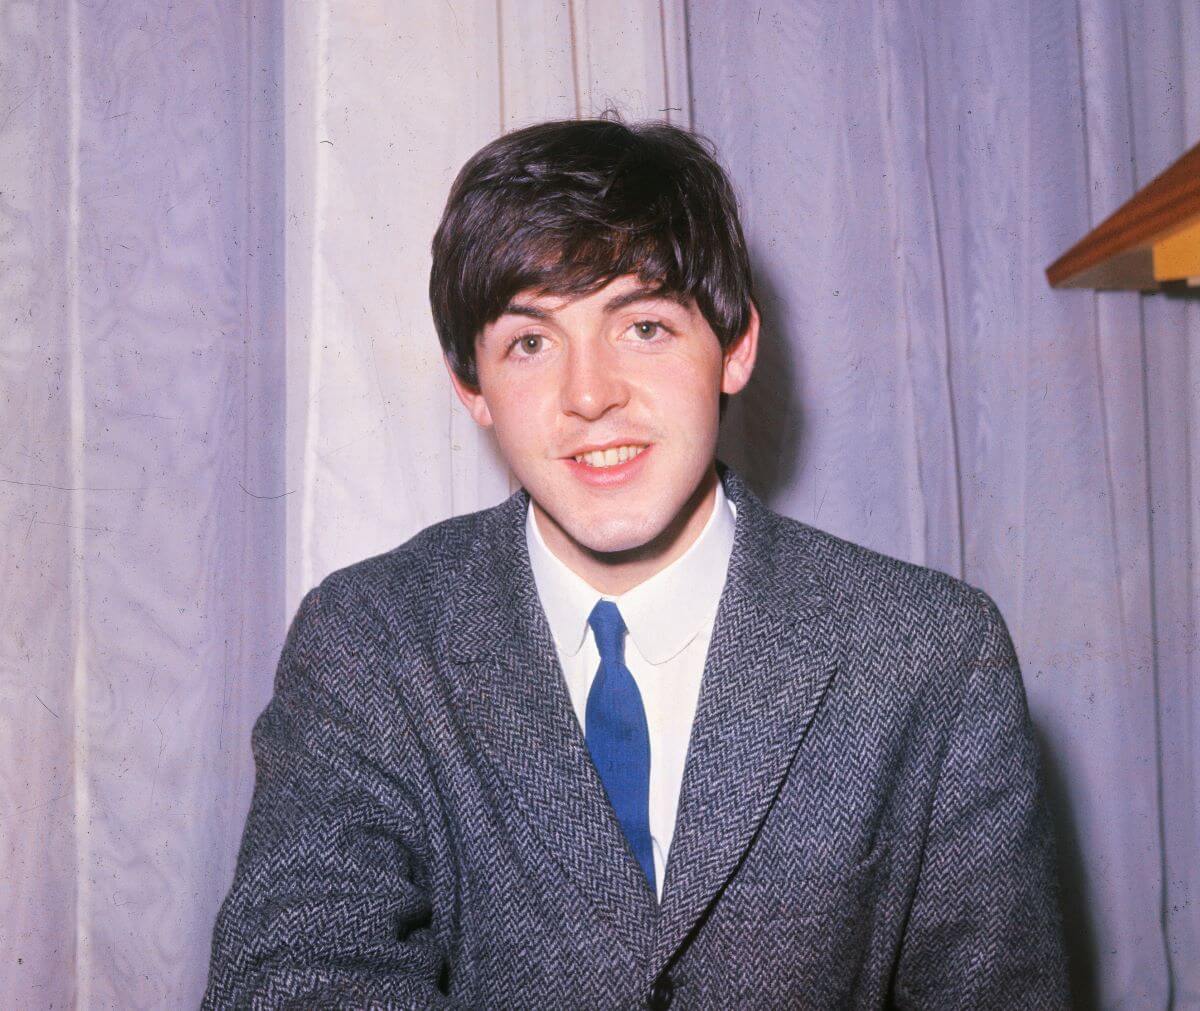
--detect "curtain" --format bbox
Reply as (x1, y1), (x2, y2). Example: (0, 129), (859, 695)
(3, 0), (1196, 1007)
(693, 1), (1199, 1006)
(1, 1), (688, 1006)
(283, 0), (690, 605)
(2, 3), (285, 1007)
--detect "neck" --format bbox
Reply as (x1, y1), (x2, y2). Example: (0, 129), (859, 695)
(532, 466), (720, 596)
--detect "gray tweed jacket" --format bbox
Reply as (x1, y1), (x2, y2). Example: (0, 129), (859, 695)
(203, 466), (1069, 1009)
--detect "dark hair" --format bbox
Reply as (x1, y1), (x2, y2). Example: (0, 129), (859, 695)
(429, 117), (754, 386)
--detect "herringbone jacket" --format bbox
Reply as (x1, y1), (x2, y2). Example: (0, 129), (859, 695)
(203, 466), (1070, 1009)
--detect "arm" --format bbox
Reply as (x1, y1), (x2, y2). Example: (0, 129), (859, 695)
(202, 579), (458, 1010)
(893, 590), (1070, 1010)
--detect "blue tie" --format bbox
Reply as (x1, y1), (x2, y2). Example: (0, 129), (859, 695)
(585, 600), (656, 894)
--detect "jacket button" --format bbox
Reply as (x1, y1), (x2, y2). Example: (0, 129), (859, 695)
(648, 974), (674, 1010)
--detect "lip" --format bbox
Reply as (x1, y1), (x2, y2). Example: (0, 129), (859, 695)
(563, 443), (653, 488)
(564, 438), (652, 457)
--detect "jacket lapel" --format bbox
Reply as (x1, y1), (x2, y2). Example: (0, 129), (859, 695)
(443, 491), (657, 957)
(649, 468), (846, 973)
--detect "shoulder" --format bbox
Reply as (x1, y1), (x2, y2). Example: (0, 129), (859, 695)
(311, 498), (505, 633)
(284, 497), (509, 675)
(723, 466), (996, 651)
(767, 510), (1008, 678)
(785, 515), (988, 616)
(271, 500), (511, 714)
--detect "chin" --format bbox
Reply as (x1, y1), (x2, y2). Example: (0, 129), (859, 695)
(565, 512), (662, 556)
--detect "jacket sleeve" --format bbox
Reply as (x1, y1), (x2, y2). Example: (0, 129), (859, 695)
(893, 590), (1070, 1010)
(202, 579), (459, 1010)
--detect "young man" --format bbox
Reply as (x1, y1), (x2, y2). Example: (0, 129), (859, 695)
(204, 120), (1069, 1008)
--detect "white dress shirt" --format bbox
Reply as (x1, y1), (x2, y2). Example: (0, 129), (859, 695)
(525, 480), (737, 899)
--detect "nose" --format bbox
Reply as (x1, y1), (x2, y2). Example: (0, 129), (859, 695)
(559, 337), (629, 420)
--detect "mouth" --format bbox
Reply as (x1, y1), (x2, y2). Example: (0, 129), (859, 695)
(571, 444), (648, 469)
(563, 442), (653, 486)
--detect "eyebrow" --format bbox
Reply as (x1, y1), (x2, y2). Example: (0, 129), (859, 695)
(498, 286), (687, 322)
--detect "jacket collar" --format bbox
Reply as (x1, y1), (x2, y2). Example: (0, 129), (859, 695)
(443, 464), (845, 970)
(647, 466), (845, 976)
(443, 478), (660, 956)
(445, 465), (830, 663)
(525, 474), (738, 665)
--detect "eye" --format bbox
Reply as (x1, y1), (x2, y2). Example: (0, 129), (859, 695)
(512, 332), (545, 356)
(629, 320), (666, 340)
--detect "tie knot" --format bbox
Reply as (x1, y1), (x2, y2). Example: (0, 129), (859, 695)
(587, 600), (627, 663)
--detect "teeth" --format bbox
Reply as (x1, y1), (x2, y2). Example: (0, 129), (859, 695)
(573, 445), (646, 468)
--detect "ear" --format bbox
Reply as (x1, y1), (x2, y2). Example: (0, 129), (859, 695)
(720, 302), (760, 396)
(444, 355), (494, 428)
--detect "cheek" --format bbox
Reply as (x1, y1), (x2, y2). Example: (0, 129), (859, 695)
(484, 378), (555, 442)
(640, 354), (723, 415)
(479, 366), (540, 414)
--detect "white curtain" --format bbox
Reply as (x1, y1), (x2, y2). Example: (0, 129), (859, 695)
(694, 1), (1199, 1006)
(284, 0), (691, 607)
(1, 1), (688, 1007)
(2, 3), (286, 1008)
(4, 0), (1196, 1007)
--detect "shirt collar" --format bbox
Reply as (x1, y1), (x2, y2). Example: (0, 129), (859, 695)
(525, 477), (738, 665)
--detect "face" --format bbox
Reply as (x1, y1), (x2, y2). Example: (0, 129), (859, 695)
(448, 274), (758, 575)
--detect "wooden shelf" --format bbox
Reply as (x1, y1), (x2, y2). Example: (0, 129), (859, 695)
(1046, 140), (1200, 291)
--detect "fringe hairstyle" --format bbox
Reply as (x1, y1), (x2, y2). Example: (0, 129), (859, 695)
(430, 117), (755, 386)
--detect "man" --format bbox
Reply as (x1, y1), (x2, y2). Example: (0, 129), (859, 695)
(204, 119), (1069, 1008)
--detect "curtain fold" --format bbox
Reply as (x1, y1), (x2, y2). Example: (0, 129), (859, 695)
(2, 2), (286, 1006)
(695, 1), (1198, 1005)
